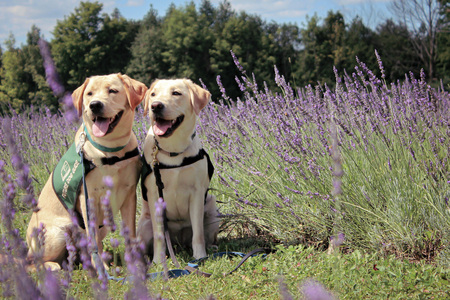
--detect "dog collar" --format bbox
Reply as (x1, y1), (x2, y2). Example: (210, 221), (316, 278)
(84, 127), (127, 153)
(154, 132), (196, 157)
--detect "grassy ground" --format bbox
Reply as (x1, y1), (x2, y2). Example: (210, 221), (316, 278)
(64, 240), (450, 299)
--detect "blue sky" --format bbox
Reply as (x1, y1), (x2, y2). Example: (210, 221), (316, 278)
(0, 0), (394, 47)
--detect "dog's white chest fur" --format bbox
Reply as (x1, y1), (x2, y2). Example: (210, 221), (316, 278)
(146, 158), (209, 222)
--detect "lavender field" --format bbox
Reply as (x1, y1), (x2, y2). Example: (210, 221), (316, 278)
(1, 54), (449, 298)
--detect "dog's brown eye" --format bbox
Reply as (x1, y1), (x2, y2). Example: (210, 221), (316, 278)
(151, 93), (156, 97)
(172, 91), (182, 96)
(87, 91), (93, 96)
(109, 89), (118, 94)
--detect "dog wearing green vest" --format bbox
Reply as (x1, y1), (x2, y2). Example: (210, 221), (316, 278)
(137, 79), (219, 262)
(26, 74), (147, 271)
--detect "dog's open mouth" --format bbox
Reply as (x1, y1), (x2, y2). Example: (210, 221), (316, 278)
(153, 115), (184, 137)
(92, 111), (124, 137)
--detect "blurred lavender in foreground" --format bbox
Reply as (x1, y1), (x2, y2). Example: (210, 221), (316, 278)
(2, 118), (37, 211)
(38, 39), (78, 123)
(101, 176), (116, 232)
(301, 279), (336, 300)
(1, 118), (66, 299)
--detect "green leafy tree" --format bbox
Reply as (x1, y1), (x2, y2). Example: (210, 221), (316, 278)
(345, 17), (377, 74)
(266, 22), (301, 84)
(296, 12), (347, 86)
(161, 2), (215, 81)
(126, 6), (166, 83)
(374, 19), (422, 80)
(210, 10), (288, 98)
(22, 26), (58, 110)
(0, 34), (28, 112)
(0, 28), (58, 114)
(51, 1), (138, 90)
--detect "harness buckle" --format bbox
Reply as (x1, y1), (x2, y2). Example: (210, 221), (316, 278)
(77, 132), (86, 155)
(151, 143), (159, 167)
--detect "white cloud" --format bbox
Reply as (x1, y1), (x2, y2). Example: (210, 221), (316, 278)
(125, 0), (145, 7)
(337, 0), (390, 5)
(213, 0), (309, 23)
(0, 0), (82, 45)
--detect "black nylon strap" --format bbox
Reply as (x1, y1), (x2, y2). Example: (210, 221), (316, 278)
(223, 248), (275, 276)
(101, 147), (140, 165)
(140, 149), (214, 202)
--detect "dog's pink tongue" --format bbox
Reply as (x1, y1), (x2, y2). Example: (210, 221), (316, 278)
(153, 120), (172, 136)
(92, 118), (111, 137)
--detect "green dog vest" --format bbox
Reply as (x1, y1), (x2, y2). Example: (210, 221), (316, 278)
(52, 142), (140, 211)
(52, 142), (85, 211)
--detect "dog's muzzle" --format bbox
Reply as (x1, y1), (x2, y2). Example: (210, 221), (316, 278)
(153, 115), (184, 137)
(91, 109), (124, 138)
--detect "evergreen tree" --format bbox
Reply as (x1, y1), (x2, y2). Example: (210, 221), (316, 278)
(161, 2), (214, 81)
(126, 6), (167, 83)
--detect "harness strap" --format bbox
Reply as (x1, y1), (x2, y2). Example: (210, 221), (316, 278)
(101, 147), (140, 165)
(72, 147), (139, 230)
(140, 148), (214, 269)
(154, 132), (197, 157)
(140, 149), (214, 202)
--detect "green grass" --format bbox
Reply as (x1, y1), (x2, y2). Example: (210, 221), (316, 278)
(62, 243), (450, 299)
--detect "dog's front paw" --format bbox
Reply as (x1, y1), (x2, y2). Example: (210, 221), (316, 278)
(44, 261), (62, 271)
(192, 245), (207, 259)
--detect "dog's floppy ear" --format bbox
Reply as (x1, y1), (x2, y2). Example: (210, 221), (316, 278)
(143, 79), (159, 116)
(118, 74), (148, 110)
(185, 79), (211, 115)
(72, 78), (89, 117)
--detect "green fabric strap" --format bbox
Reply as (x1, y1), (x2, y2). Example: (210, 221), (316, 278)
(84, 127), (127, 152)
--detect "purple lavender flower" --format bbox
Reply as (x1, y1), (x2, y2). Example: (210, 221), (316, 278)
(330, 233), (345, 248)
(375, 49), (386, 80)
(2, 118), (37, 210)
(101, 176), (116, 232)
(230, 50), (245, 74)
(38, 38), (78, 123)
(278, 276), (294, 300)
(102, 175), (114, 189)
(301, 279), (335, 300)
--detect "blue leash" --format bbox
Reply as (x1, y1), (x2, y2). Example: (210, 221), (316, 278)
(116, 248), (274, 283)
(76, 129), (274, 283)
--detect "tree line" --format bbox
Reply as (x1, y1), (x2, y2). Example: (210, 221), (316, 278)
(0, 0), (449, 114)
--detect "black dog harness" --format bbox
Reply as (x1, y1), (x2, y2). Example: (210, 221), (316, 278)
(52, 136), (139, 229)
(140, 138), (215, 269)
(140, 148), (214, 202)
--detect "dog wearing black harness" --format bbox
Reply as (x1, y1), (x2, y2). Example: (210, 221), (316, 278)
(26, 74), (147, 271)
(137, 79), (219, 262)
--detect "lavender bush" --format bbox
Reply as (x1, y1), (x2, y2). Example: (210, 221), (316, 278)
(0, 49), (449, 298)
(199, 51), (450, 260)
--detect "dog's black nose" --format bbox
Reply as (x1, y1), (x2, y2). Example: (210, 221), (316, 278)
(89, 101), (103, 114)
(151, 101), (164, 113)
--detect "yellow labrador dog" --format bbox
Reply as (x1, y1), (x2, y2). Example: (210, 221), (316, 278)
(137, 79), (219, 261)
(26, 73), (147, 270)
